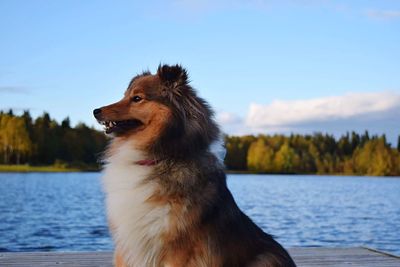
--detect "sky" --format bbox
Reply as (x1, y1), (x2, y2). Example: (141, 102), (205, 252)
(1, 0), (400, 144)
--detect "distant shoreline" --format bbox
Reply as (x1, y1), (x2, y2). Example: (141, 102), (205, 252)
(0, 165), (99, 173)
(225, 170), (400, 178)
(1, 165), (399, 177)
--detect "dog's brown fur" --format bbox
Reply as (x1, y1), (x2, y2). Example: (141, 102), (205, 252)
(94, 64), (296, 267)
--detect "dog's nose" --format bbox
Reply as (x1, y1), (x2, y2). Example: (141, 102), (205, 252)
(93, 108), (102, 116)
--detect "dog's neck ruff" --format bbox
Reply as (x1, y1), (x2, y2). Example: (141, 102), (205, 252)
(103, 142), (168, 266)
(134, 159), (159, 166)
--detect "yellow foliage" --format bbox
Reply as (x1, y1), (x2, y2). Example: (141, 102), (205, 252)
(247, 138), (274, 172)
(353, 138), (393, 176)
(274, 142), (300, 173)
(0, 114), (32, 163)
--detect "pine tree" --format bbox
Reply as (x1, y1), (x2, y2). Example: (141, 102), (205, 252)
(61, 117), (71, 129)
(382, 134), (388, 146)
(361, 130), (370, 146)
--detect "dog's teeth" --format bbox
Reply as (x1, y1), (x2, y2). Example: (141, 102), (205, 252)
(112, 121), (116, 126)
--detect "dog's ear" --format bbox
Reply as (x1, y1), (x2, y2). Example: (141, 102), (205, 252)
(157, 64), (188, 90)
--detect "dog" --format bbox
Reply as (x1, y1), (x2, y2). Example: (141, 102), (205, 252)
(93, 64), (296, 267)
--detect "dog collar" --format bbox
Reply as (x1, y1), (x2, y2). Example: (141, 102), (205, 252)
(135, 159), (159, 166)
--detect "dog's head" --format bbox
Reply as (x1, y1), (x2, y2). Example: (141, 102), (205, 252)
(94, 64), (219, 159)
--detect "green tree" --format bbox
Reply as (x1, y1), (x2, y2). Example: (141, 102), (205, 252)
(274, 142), (300, 173)
(0, 115), (32, 164)
(11, 117), (32, 164)
(353, 138), (393, 176)
(247, 138), (274, 172)
(0, 114), (11, 163)
(351, 131), (360, 151)
(338, 133), (352, 156)
(32, 112), (57, 164)
(360, 130), (370, 146)
(61, 117), (71, 129)
(225, 135), (255, 170)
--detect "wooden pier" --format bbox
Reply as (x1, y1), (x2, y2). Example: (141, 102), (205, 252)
(0, 247), (398, 267)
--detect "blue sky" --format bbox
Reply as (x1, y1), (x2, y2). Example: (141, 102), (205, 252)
(1, 1), (400, 143)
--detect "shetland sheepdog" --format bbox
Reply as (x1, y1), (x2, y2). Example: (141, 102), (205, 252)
(93, 64), (296, 267)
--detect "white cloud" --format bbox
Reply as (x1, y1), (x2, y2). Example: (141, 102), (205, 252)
(246, 92), (400, 128)
(217, 91), (400, 144)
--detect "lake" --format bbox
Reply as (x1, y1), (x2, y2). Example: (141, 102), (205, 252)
(0, 173), (399, 255)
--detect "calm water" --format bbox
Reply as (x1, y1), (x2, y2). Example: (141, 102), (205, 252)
(0, 173), (399, 255)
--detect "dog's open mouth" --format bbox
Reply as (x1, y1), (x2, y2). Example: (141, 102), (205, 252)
(98, 119), (143, 134)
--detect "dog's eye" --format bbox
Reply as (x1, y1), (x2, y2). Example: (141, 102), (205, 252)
(131, 96), (143, 103)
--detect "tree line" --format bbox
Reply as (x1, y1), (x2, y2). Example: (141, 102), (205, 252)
(1, 109), (400, 176)
(225, 132), (400, 176)
(0, 110), (107, 169)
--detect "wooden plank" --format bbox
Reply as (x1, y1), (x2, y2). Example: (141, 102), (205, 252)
(0, 248), (398, 267)
(288, 247), (400, 267)
(0, 252), (113, 267)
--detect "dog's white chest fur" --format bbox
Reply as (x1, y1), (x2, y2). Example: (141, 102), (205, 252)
(102, 142), (170, 267)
